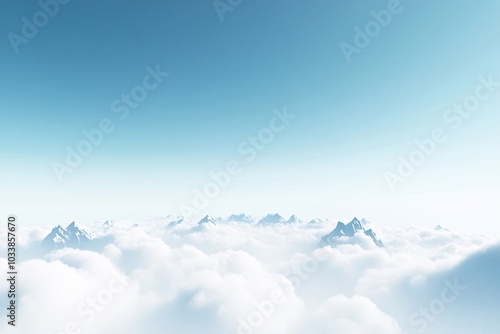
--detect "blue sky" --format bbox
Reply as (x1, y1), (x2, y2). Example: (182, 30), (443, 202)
(1, 0), (499, 230)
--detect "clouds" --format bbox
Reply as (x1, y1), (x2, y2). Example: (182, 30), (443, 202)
(396, 245), (500, 334)
(1, 219), (499, 334)
(0, 252), (127, 334)
(314, 295), (402, 334)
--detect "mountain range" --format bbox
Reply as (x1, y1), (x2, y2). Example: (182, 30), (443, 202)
(256, 213), (304, 225)
(42, 215), (384, 249)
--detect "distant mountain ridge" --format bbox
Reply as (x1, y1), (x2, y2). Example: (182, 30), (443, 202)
(227, 213), (254, 223)
(257, 213), (303, 226)
(257, 213), (286, 225)
(41, 215), (384, 250)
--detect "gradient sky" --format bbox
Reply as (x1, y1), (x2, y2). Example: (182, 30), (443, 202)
(1, 0), (499, 231)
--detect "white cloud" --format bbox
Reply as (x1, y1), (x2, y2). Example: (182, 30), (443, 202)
(314, 295), (402, 334)
(1, 219), (499, 334)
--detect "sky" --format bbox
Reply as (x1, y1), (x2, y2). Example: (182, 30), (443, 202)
(1, 0), (499, 231)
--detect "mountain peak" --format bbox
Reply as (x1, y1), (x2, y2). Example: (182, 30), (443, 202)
(198, 215), (216, 225)
(286, 214), (302, 224)
(335, 221), (346, 228)
(321, 217), (384, 247)
(43, 222), (92, 250)
(52, 224), (65, 232)
(67, 221), (80, 229)
(257, 213), (286, 225)
(349, 217), (362, 226)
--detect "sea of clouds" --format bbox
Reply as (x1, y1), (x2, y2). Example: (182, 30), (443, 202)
(1, 217), (499, 334)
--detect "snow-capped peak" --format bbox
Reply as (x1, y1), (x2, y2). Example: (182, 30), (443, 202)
(43, 222), (92, 250)
(286, 214), (302, 224)
(198, 215), (217, 225)
(257, 213), (286, 225)
(67, 221), (82, 230)
(320, 217), (384, 247)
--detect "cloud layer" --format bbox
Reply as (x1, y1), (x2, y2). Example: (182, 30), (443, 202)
(1, 217), (499, 334)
